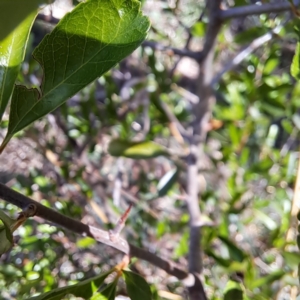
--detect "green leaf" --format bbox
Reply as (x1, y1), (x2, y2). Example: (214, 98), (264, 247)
(253, 209), (277, 230)
(224, 280), (243, 300)
(234, 27), (268, 44)
(76, 236), (96, 248)
(218, 235), (246, 263)
(174, 230), (189, 258)
(291, 43), (300, 80)
(0, 0), (45, 123)
(0, 210), (16, 255)
(157, 168), (178, 197)
(250, 271), (285, 289)
(0, 0), (150, 152)
(191, 22), (206, 37)
(123, 269), (152, 300)
(27, 269), (113, 300)
(283, 251), (300, 267)
(96, 280), (118, 300)
(205, 249), (231, 267)
(108, 139), (169, 159)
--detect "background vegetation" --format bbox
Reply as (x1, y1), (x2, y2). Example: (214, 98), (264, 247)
(1, 0), (300, 299)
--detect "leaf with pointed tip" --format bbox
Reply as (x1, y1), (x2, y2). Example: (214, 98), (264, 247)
(0, 0), (150, 152)
(108, 139), (169, 159)
(96, 280), (118, 300)
(0, 0), (46, 123)
(157, 168), (179, 196)
(26, 269), (113, 300)
(123, 270), (152, 300)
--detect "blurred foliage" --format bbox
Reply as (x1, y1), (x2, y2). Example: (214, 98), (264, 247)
(0, 0), (300, 299)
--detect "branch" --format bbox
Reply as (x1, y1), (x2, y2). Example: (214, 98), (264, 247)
(185, 1), (223, 299)
(0, 182), (201, 284)
(219, 0), (300, 20)
(142, 40), (201, 60)
(0, 182), (129, 253)
(197, 1), (223, 64)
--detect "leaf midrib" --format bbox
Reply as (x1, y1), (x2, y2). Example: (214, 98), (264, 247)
(10, 9), (144, 135)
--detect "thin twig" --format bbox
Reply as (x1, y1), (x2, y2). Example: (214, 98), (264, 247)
(211, 23), (284, 86)
(197, 1), (223, 64)
(142, 41), (201, 60)
(219, 0), (300, 20)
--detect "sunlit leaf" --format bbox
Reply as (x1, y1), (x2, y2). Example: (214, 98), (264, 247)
(253, 209), (277, 230)
(0, 0), (47, 123)
(250, 271), (285, 289)
(224, 280), (243, 300)
(27, 270), (113, 300)
(76, 237), (96, 248)
(108, 139), (169, 159)
(157, 168), (178, 196)
(0, 0), (150, 152)
(291, 42), (300, 80)
(123, 269), (152, 300)
(191, 22), (206, 37)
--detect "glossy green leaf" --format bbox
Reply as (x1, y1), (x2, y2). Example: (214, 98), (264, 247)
(123, 269), (152, 300)
(0, 0), (44, 123)
(157, 168), (178, 196)
(224, 280), (243, 300)
(108, 139), (169, 159)
(0, 210), (16, 255)
(0, 0), (150, 152)
(27, 269), (113, 300)
(291, 42), (300, 80)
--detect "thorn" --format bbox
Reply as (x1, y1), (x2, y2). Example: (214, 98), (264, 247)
(109, 204), (133, 241)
